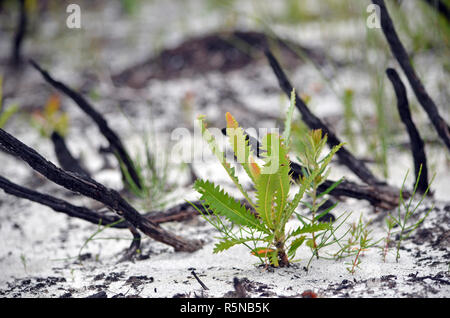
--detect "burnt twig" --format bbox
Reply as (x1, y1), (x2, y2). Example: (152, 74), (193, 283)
(421, 0), (450, 22)
(118, 226), (142, 263)
(11, 0), (27, 66)
(29, 60), (142, 189)
(265, 49), (383, 186)
(0, 173), (142, 260)
(0, 174), (121, 226)
(290, 162), (401, 209)
(373, 0), (450, 150)
(0, 128), (200, 252)
(191, 270), (209, 290)
(0, 173), (206, 228)
(50, 131), (91, 179)
(386, 68), (429, 194)
(144, 201), (209, 223)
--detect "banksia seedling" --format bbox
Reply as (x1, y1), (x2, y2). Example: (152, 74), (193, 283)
(191, 90), (343, 267)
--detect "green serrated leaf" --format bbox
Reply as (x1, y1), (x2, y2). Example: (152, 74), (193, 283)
(214, 238), (254, 253)
(255, 133), (291, 229)
(225, 112), (258, 183)
(291, 222), (331, 236)
(198, 115), (256, 209)
(194, 179), (268, 233)
(268, 251), (279, 267)
(288, 235), (306, 258)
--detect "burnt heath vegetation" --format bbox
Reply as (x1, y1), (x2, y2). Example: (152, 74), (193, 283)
(0, 0), (448, 298)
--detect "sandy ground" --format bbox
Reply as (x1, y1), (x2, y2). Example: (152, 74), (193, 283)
(0, 0), (449, 298)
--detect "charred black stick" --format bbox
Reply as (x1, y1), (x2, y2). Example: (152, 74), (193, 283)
(0, 128), (200, 252)
(0, 174), (123, 226)
(0, 174), (143, 260)
(421, 0), (450, 22)
(50, 131), (91, 178)
(191, 270), (209, 290)
(29, 60), (142, 189)
(373, 0), (450, 150)
(386, 68), (429, 194)
(0, 173), (206, 228)
(11, 0), (27, 65)
(118, 225), (142, 262)
(144, 201), (209, 223)
(265, 49), (382, 186)
(289, 162), (400, 210)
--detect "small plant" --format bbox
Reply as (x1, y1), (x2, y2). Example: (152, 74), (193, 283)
(191, 91), (343, 267)
(120, 142), (171, 211)
(20, 254), (28, 274)
(31, 94), (69, 138)
(342, 216), (379, 274)
(323, 214), (381, 274)
(294, 127), (345, 261)
(77, 218), (139, 263)
(384, 165), (434, 262)
(0, 76), (19, 128)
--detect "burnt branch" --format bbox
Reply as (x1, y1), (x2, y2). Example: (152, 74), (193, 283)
(145, 201), (208, 224)
(386, 68), (429, 194)
(0, 172), (206, 229)
(265, 49), (382, 186)
(0, 128), (200, 252)
(0, 174), (145, 260)
(50, 131), (91, 178)
(290, 162), (401, 210)
(0, 174), (122, 226)
(191, 270), (209, 290)
(11, 0), (27, 66)
(29, 60), (142, 189)
(118, 225), (142, 262)
(373, 0), (450, 150)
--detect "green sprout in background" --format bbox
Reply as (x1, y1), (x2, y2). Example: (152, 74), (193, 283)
(0, 76), (20, 129)
(30, 94), (69, 138)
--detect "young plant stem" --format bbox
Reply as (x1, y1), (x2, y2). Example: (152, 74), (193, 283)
(275, 240), (289, 267)
(311, 184), (319, 259)
(383, 220), (392, 263)
(350, 245), (364, 275)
